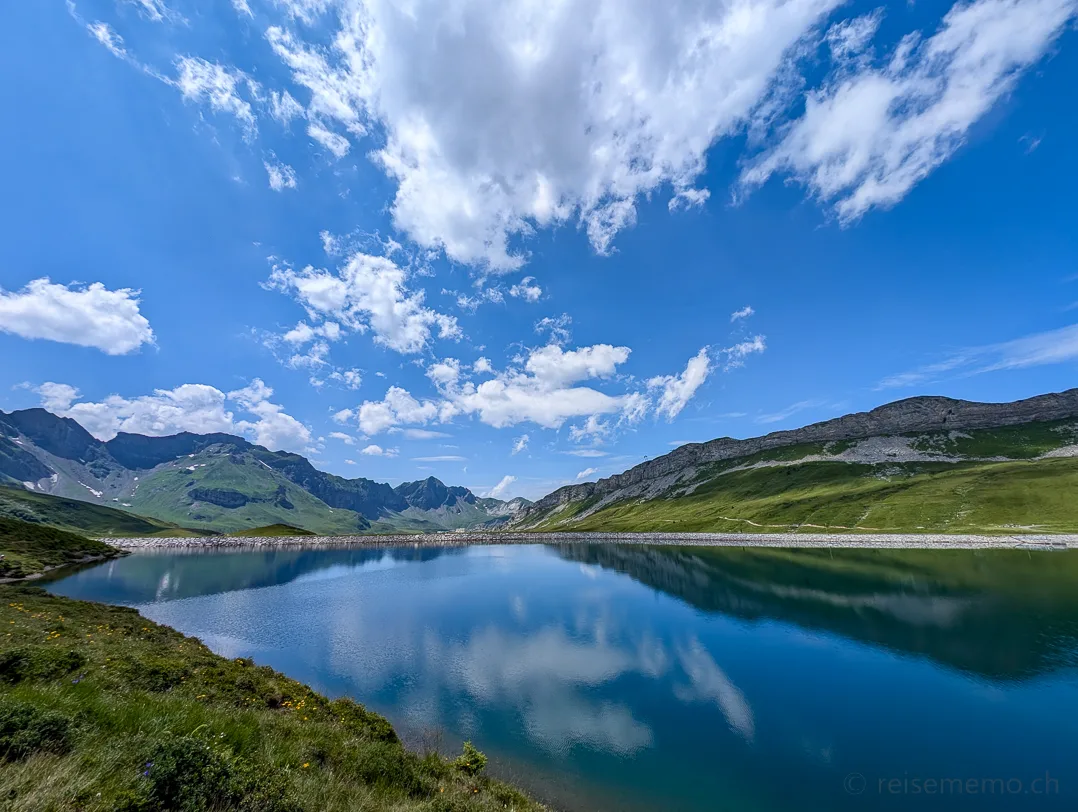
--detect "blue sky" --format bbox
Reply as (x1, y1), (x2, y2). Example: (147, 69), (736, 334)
(1, 0), (1076, 500)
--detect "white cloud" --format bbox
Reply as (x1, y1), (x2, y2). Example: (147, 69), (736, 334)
(414, 455), (467, 462)
(361, 443), (399, 457)
(511, 434), (529, 455)
(0, 278), (154, 355)
(329, 431), (355, 445)
(473, 357), (494, 375)
(877, 323), (1078, 389)
(267, 251), (459, 354)
(232, 0), (254, 16)
(722, 335), (767, 371)
(730, 306), (755, 322)
(509, 277), (542, 302)
(356, 386), (442, 434)
(569, 414), (610, 443)
(332, 407), (354, 424)
(261, 0), (844, 269)
(87, 22), (127, 58)
(451, 344), (633, 429)
(307, 121), (350, 157)
(742, 0), (1078, 221)
(648, 348), (712, 420)
(397, 428), (450, 440)
(535, 314), (572, 345)
(487, 474), (517, 499)
(175, 56), (259, 134)
(328, 368), (362, 389)
(566, 449), (608, 458)
(264, 156), (298, 191)
(269, 90), (304, 124)
(228, 378), (313, 451)
(33, 378), (311, 453)
(122, 0), (183, 24)
(427, 358), (462, 387)
(576, 467), (598, 479)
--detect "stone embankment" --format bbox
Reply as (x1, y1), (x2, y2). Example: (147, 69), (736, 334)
(104, 531), (1076, 551)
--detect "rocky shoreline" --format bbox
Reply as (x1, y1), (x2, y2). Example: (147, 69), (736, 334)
(102, 531), (1077, 551)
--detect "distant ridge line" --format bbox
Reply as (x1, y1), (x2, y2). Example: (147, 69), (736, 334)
(522, 388), (1078, 517)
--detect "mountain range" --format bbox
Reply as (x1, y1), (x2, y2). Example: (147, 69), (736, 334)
(0, 408), (529, 535)
(511, 388), (1078, 534)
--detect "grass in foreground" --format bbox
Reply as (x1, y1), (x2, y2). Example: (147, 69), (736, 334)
(0, 586), (542, 812)
(0, 518), (125, 580)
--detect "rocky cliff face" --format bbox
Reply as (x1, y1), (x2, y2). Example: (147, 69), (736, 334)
(518, 389), (1078, 519)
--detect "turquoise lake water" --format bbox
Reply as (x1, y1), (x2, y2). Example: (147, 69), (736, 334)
(48, 543), (1078, 811)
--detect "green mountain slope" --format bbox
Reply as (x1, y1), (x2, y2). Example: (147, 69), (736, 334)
(0, 516), (126, 579)
(0, 410), (530, 535)
(0, 487), (186, 538)
(517, 402), (1078, 534)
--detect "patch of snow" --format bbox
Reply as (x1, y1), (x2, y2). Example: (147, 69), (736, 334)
(78, 482), (103, 498)
(22, 481), (35, 490)
(50, 474), (58, 484)
(121, 503), (132, 507)
(258, 460), (273, 470)
(12, 438), (23, 445)
(187, 465), (198, 471)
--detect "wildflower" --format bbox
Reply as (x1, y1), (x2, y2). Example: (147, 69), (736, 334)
(301, 763), (310, 769)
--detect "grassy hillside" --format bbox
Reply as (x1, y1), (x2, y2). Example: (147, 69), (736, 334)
(530, 456), (1078, 534)
(228, 524), (316, 537)
(123, 454), (370, 536)
(0, 586), (541, 812)
(0, 487), (187, 538)
(0, 518), (124, 579)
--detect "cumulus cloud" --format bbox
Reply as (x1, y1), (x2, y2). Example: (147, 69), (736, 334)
(509, 277), (542, 303)
(32, 378), (311, 452)
(576, 467), (598, 480)
(511, 434), (529, 455)
(328, 431), (355, 445)
(266, 251), (459, 354)
(648, 348), (712, 420)
(487, 474), (517, 499)
(260, 0), (845, 269)
(0, 278), (154, 355)
(361, 443), (399, 457)
(742, 0), (1078, 221)
(264, 156), (298, 190)
(355, 386), (442, 434)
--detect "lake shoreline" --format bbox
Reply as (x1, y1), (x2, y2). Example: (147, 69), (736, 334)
(101, 530), (1077, 550)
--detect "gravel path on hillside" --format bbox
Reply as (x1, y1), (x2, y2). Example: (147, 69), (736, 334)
(103, 531), (1077, 551)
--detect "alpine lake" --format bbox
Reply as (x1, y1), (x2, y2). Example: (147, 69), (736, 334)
(47, 542), (1078, 811)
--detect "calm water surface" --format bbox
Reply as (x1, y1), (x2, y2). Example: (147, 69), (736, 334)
(49, 543), (1078, 811)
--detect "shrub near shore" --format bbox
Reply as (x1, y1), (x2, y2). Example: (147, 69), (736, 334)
(0, 586), (542, 812)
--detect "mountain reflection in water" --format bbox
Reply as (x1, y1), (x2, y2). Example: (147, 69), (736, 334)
(47, 543), (1078, 811)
